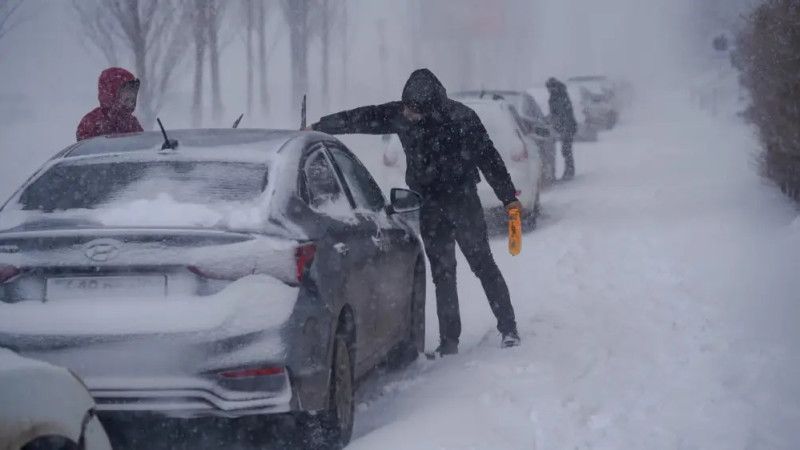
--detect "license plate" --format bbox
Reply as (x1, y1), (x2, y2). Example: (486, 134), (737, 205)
(46, 275), (167, 300)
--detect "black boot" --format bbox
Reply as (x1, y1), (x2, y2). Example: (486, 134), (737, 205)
(435, 339), (459, 356)
(501, 330), (521, 348)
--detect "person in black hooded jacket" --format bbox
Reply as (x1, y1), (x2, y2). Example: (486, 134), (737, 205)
(308, 68), (521, 354)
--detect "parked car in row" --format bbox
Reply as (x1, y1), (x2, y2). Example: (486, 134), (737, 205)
(527, 86), (599, 143)
(0, 347), (112, 450)
(0, 128), (427, 449)
(566, 75), (629, 131)
(382, 97), (543, 226)
(452, 90), (558, 184)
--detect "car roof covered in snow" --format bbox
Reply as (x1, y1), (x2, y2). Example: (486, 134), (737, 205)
(60, 129), (320, 164)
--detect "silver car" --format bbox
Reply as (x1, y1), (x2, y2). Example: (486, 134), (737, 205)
(0, 129), (427, 449)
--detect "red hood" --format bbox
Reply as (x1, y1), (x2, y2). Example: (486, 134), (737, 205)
(98, 67), (136, 113)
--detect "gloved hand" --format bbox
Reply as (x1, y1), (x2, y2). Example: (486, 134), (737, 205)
(505, 199), (523, 213)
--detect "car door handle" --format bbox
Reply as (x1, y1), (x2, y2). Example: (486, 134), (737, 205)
(334, 243), (349, 255)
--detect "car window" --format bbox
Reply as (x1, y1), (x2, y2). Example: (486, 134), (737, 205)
(328, 147), (386, 212)
(303, 150), (347, 210)
(16, 160), (267, 212)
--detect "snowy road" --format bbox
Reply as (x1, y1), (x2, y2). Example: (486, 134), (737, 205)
(348, 91), (800, 450)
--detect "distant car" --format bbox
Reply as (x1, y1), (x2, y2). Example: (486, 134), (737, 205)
(452, 90), (558, 184)
(0, 129), (427, 449)
(566, 75), (621, 130)
(0, 347), (112, 450)
(528, 86), (599, 143)
(382, 98), (543, 226)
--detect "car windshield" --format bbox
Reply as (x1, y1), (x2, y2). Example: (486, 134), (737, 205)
(2, 160), (269, 230)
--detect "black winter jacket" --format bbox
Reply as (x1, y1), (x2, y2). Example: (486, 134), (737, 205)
(312, 69), (518, 206)
(548, 81), (578, 136)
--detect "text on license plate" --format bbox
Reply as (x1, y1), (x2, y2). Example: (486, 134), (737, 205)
(46, 276), (167, 300)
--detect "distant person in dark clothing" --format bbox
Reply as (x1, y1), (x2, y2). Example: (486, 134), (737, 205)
(546, 77), (578, 180)
(77, 67), (143, 141)
(308, 68), (521, 354)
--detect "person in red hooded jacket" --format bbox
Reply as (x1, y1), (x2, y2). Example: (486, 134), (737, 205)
(76, 67), (144, 141)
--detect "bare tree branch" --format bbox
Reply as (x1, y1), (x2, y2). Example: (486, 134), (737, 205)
(71, 0), (192, 129)
(0, 0), (26, 43)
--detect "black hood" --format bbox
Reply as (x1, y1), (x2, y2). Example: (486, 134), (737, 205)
(546, 77), (567, 92)
(402, 69), (447, 113)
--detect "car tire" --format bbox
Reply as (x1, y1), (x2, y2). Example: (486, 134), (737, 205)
(387, 258), (425, 370)
(21, 436), (79, 450)
(543, 145), (557, 185)
(523, 181), (541, 230)
(605, 111), (618, 130)
(296, 333), (354, 450)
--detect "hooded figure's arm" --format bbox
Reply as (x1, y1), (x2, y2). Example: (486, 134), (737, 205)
(312, 102), (403, 135)
(465, 111), (519, 206)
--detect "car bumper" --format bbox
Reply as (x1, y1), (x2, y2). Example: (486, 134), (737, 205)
(89, 370), (294, 419)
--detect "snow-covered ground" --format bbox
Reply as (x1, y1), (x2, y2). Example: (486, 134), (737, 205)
(348, 89), (800, 449)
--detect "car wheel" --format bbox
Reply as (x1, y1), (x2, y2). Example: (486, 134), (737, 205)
(387, 258), (425, 370)
(523, 181), (541, 230)
(605, 111), (618, 130)
(22, 436), (79, 450)
(544, 145), (557, 185)
(296, 333), (354, 449)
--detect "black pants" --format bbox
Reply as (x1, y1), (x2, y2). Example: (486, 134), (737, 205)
(419, 186), (517, 345)
(561, 133), (575, 175)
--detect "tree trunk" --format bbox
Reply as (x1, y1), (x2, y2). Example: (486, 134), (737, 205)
(192, 40), (206, 127)
(245, 0), (254, 115)
(321, 0), (330, 110)
(282, 0), (309, 115)
(192, 3), (207, 128)
(289, 12), (308, 114)
(340, 0), (348, 101)
(209, 16), (223, 124)
(257, 0), (268, 113)
(133, 38), (153, 129)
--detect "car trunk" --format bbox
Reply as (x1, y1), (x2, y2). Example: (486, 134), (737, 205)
(0, 226), (300, 396)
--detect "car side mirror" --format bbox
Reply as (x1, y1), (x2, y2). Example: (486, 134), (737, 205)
(387, 188), (422, 214)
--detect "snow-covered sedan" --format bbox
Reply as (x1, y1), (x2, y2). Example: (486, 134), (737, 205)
(528, 86), (600, 143)
(382, 98), (542, 226)
(566, 75), (621, 130)
(0, 129), (427, 449)
(452, 90), (558, 185)
(0, 347), (112, 450)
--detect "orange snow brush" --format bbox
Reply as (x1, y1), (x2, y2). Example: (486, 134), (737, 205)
(508, 207), (521, 256)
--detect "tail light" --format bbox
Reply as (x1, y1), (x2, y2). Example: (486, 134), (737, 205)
(296, 243), (316, 282)
(383, 151), (399, 167)
(220, 366), (285, 378)
(0, 264), (21, 284)
(512, 130), (529, 162)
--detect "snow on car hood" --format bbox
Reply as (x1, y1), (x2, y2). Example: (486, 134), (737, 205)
(0, 274), (299, 336)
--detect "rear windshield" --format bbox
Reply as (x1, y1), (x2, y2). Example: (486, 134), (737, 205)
(470, 104), (518, 138)
(466, 103), (522, 158)
(16, 160), (268, 212)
